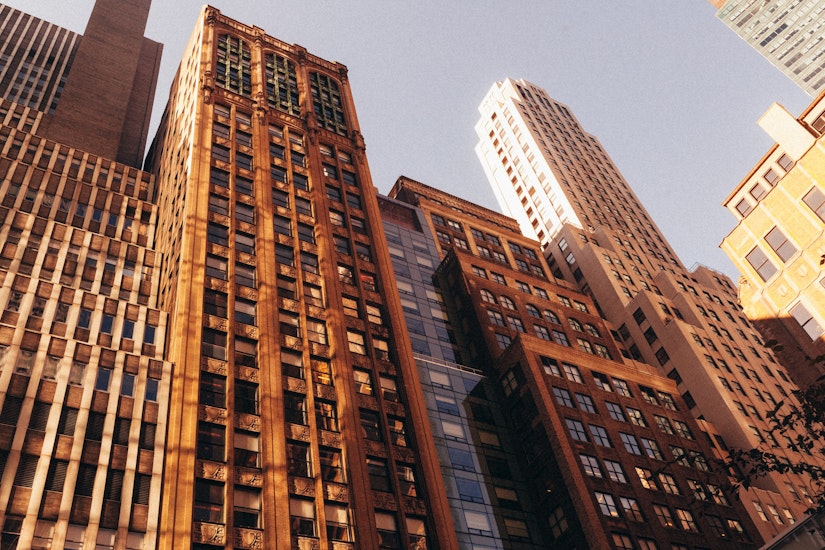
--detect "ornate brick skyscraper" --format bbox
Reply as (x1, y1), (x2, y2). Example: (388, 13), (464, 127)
(475, 78), (821, 543)
(147, 6), (456, 549)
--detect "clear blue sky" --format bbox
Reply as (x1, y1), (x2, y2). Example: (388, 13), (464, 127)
(9, 1), (812, 279)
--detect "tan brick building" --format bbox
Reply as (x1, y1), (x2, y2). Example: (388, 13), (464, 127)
(722, 98), (825, 389)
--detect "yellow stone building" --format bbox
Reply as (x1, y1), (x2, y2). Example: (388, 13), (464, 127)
(722, 96), (825, 389)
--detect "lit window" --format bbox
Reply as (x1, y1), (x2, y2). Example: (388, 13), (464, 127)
(595, 492), (619, 517)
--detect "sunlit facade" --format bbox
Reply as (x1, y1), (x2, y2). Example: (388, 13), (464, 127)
(147, 6), (456, 549)
(475, 77), (821, 543)
(722, 97), (825, 389)
(0, 2), (171, 548)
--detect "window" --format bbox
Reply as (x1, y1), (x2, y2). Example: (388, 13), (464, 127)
(673, 420), (694, 440)
(562, 363), (582, 383)
(448, 448), (475, 472)
(196, 422), (225, 462)
(604, 402), (626, 422)
(346, 192), (361, 210)
(441, 419), (463, 441)
(235, 263), (256, 288)
(553, 387), (574, 408)
(790, 302), (824, 340)
(613, 378), (632, 397)
(654, 415), (674, 434)
(480, 289), (496, 304)
(289, 498), (316, 537)
(347, 330), (366, 355)
(604, 460), (626, 483)
(194, 479), (224, 524)
(207, 223), (229, 246)
(589, 424), (611, 447)
(534, 325), (552, 341)
(641, 438), (663, 460)
(284, 393), (307, 425)
(465, 511), (493, 536)
(435, 395), (459, 416)
(235, 299), (256, 325)
(595, 492), (619, 517)
(487, 309), (506, 326)
(366, 457), (391, 491)
(590, 371), (611, 391)
(315, 400), (339, 431)
(540, 356), (561, 376)
(675, 509), (698, 532)
(209, 194), (229, 216)
(456, 478), (484, 503)
(580, 454), (602, 478)
(803, 187), (825, 221)
(508, 316), (525, 333)
(204, 255), (228, 281)
(620, 433), (641, 455)
(576, 393), (597, 413)
(621, 497), (644, 521)
(566, 418), (588, 441)
(495, 333), (512, 349)
(553, 330), (570, 346)
(659, 473), (680, 494)
(275, 244), (294, 267)
(652, 504), (675, 528)
(386, 417), (407, 446)
(309, 72), (348, 135)
(353, 369), (373, 395)
(746, 246), (777, 281)
(765, 226), (797, 262)
(201, 328), (227, 361)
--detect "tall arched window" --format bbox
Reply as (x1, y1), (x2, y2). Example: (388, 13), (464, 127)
(216, 34), (251, 97)
(265, 54), (300, 115)
(309, 72), (348, 135)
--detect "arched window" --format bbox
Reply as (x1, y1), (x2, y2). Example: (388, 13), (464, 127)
(265, 54), (300, 115)
(216, 34), (251, 96)
(480, 289), (497, 304)
(525, 304), (541, 318)
(500, 296), (516, 310)
(309, 72), (348, 135)
(543, 309), (560, 324)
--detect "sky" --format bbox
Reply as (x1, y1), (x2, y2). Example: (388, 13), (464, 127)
(7, 1), (813, 280)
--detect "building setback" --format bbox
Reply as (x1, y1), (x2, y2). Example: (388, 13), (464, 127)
(383, 176), (761, 549)
(722, 96), (825, 389)
(0, 2), (171, 548)
(709, 0), (825, 96)
(147, 6), (456, 549)
(475, 77), (822, 543)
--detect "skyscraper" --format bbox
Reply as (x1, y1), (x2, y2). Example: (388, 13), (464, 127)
(147, 6), (456, 549)
(709, 0), (825, 96)
(721, 97), (825, 389)
(0, 2), (171, 549)
(475, 77), (820, 542)
(381, 175), (761, 548)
